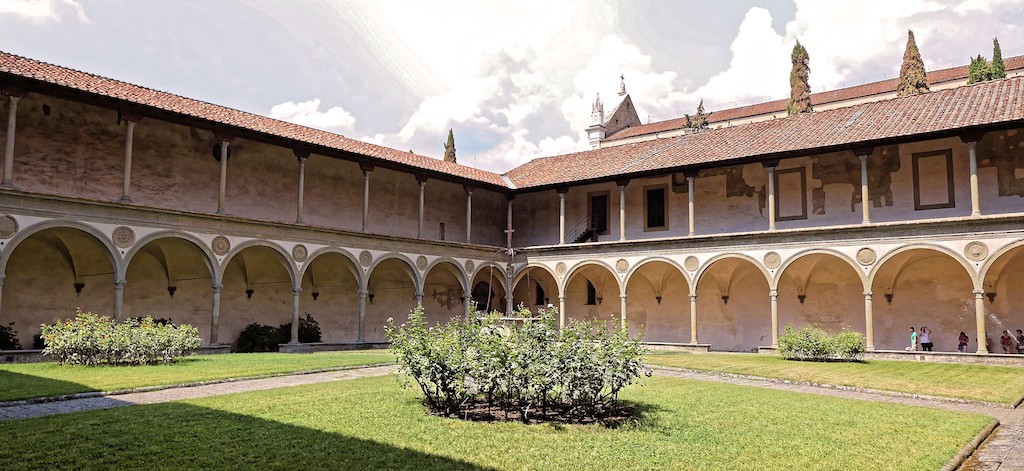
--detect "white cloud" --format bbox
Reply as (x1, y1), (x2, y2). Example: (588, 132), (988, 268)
(269, 99), (356, 134)
(0, 0), (88, 23)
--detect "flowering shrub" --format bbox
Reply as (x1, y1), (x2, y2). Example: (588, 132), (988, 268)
(386, 305), (650, 422)
(777, 325), (865, 362)
(41, 310), (202, 365)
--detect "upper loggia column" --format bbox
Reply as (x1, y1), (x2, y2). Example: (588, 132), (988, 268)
(858, 153), (871, 224)
(2, 92), (24, 188)
(464, 186), (473, 243)
(216, 137), (232, 214)
(617, 179), (630, 242)
(120, 117), (140, 202)
(557, 188), (568, 245)
(416, 175), (428, 238)
(294, 151), (309, 224)
(763, 162), (778, 231)
(686, 171), (697, 236)
(962, 137), (983, 217)
(360, 163), (373, 232)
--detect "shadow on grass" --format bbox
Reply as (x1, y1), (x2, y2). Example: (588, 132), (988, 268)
(0, 369), (100, 402)
(434, 399), (665, 430)
(0, 402), (496, 470)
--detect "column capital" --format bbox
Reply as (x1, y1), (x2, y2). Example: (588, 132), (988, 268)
(555, 186), (570, 195)
(293, 149), (310, 161)
(359, 162), (375, 173)
(114, 279), (127, 288)
(559, 295), (566, 302)
(293, 288), (302, 296)
(769, 289), (778, 298)
(863, 291), (872, 297)
(690, 294), (697, 301)
(959, 132), (986, 144)
(851, 146), (874, 158)
(415, 174), (428, 184)
(615, 178), (631, 188)
(119, 111), (144, 123)
(359, 290), (367, 297)
(212, 283), (223, 292)
(214, 133), (234, 144)
(973, 289), (985, 296)
(463, 185), (475, 195)
(761, 160), (780, 169)
(620, 294), (627, 300)
(3, 90), (25, 101)
(683, 168), (700, 179)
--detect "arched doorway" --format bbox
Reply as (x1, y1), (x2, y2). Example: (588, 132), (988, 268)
(695, 256), (770, 351)
(625, 260), (690, 342)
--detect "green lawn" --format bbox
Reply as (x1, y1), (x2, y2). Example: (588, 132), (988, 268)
(646, 351), (1024, 404)
(0, 350), (394, 402)
(0, 375), (990, 470)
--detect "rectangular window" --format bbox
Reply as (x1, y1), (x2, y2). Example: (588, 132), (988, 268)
(912, 149), (955, 210)
(438, 223), (445, 240)
(586, 281), (597, 305)
(774, 167), (808, 221)
(588, 191), (610, 235)
(644, 184), (668, 231)
(535, 283), (545, 306)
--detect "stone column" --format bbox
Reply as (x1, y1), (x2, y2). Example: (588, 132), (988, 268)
(216, 140), (230, 214)
(619, 294), (627, 328)
(416, 176), (427, 238)
(558, 295), (566, 329)
(859, 154), (870, 224)
(968, 141), (981, 217)
(765, 163), (777, 231)
(357, 290), (366, 343)
(2, 94), (21, 188)
(687, 175), (696, 236)
(769, 289), (779, 347)
(618, 181), (628, 241)
(113, 279), (126, 320)
(974, 289), (988, 354)
(464, 186), (473, 243)
(290, 288), (301, 344)
(360, 163), (373, 232)
(415, 291), (424, 306)
(121, 120), (137, 202)
(863, 291), (875, 351)
(295, 152), (308, 224)
(558, 188), (567, 245)
(210, 283), (222, 345)
(689, 294), (698, 344)
(464, 294), (472, 319)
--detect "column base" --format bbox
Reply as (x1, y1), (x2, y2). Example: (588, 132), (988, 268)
(0, 180), (11, 188)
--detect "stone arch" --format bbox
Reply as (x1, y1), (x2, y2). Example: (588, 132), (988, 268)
(772, 248), (865, 291)
(300, 247), (363, 289)
(469, 262), (506, 313)
(122, 232), (217, 341)
(365, 254), (419, 341)
(562, 260), (622, 326)
(220, 240), (297, 288)
(424, 257), (469, 293)
(775, 250), (866, 337)
(1, 221), (120, 346)
(366, 253), (421, 295)
(422, 259), (469, 326)
(624, 258), (691, 342)
(299, 248), (364, 343)
(510, 263), (559, 314)
(977, 239), (1024, 352)
(218, 241), (297, 347)
(623, 256), (692, 292)
(694, 253), (771, 352)
(869, 245), (976, 351)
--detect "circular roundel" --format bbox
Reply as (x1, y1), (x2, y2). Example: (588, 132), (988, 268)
(555, 262), (567, 276)
(0, 214), (18, 239)
(211, 236), (231, 256)
(112, 226), (136, 249)
(856, 248), (876, 266)
(763, 252), (781, 269)
(684, 256), (699, 272)
(465, 260), (475, 273)
(615, 259), (629, 274)
(964, 241), (989, 262)
(292, 244), (308, 262)
(359, 250), (372, 267)
(416, 255), (428, 271)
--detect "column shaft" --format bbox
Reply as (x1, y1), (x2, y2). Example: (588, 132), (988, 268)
(464, 295), (472, 319)
(417, 180), (426, 238)
(619, 294), (627, 328)
(465, 189), (473, 243)
(769, 289), (779, 347)
(974, 290), (988, 354)
(357, 290), (366, 343)
(362, 171), (371, 232)
(859, 154), (870, 224)
(558, 295), (566, 329)
(217, 141), (229, 214)
(864, 291), (875, 351)
(687, 176), (695, 236)
(968, 141), (981, 217)
(558, 192), (566, 245)
(415, 292), (424, 306)
(689, 294), (698, 344)
(113, 280), (126, 320)
(767, 166), (777, 231)
(121, 121), (136, 202)
(290, 288), (301, 344)
(618, 185), (626, 241)
(296, 156), (306, 224)
(3, 95), (21, 187)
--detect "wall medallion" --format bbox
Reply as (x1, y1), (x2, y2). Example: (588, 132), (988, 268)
(684, 256), (699, 272)
(0, 214), (18, 238)
(763, 252), (781, 269)
(359, 250), (372, 267)
(416, 255), (428, 271)
(615, 259), (629, 274)
(964, 241), (989, 261)
(856, 248), (876, 266)
(465, 260), (475, 273)
(555, 262), (567, 276)
(112, 226), (135, 249)
(211, 236), (231, 256)
(292, 244), (308, 262)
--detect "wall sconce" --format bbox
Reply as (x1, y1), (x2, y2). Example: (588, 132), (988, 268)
(797, 294), (806, 304)
(544, 297), (550, 305)
(368, 292), (375, 304)
(167, 286), (177, 297)
(311, 291), (319, 301)
(721, 295), (729, 305)
(986, 292), (997, 303)
(596, 295), (603, 305)
(885, 293), (893, 304)
(245, 289), (254, 299)
(655, 295), (663, 305)
(74, 282), (85, 295)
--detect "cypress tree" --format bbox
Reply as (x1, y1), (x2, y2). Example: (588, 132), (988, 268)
(897, 30), (930, 96)
(684, 100), (711, 131)
(443, 129), (456, 163)
(968, 55), (991, 84)
(991, 37), (1006, 79)
(787, 40), (812, 115)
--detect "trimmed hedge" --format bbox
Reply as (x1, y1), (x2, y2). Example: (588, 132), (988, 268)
(233, 313), (322, 353)
(41, 310), (202, 365)
(777, 325), (866, 362)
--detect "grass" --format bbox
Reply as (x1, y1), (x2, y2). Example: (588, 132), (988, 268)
(0, 375), (990, 470)
(0, 350), (394, 402)
(645, 351), (1024, 404)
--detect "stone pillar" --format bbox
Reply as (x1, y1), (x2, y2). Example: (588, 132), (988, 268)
(121, 120), (137, 202)
(360, 163), (373, 232)
(558, 295), (566, 329)
(210, 283), (222, 345)
(863, 291), (875, 351)
(558, 189), (567, 245)
(357, 290), (366, 343)
(689, 294), (698, 344)
(769, 289), (779, 347)
(687, 175), (696, 236)
(113, 279), (126, 320)
(2, 94), (21, 188)
(216, 140), (230, 214)
(464, 294), (472, 319)
(974, 289), (988, 354)
(415, 292), (424, 306)
(859, 154), (870, 224)
(618, 182), (628, 241)
(619, 294), (627, 328)
(465, 186), (473, 243)
(416, 176), (427, 238)
(290, 288), (301, 344)
(295, 152), (308, 224)
(765, 164), (777, 231)
(968, 141), (981, 217)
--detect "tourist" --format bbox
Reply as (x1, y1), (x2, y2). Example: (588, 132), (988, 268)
(908, 327), (918, 351)
(958, 331), (969, 352)
(1016, 329), (1024, 354)
(920, 326), (933, 351)
(1000, 330), (1014, 354)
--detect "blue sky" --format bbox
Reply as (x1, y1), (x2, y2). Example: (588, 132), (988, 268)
(1, 0), (1021, 172)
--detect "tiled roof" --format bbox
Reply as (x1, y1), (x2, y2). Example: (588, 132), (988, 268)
(608, 55), (1024, 142)
(506, 76), (1024, 188)
(0, 50), (508, 188)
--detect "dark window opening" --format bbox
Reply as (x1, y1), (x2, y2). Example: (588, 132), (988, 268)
(589, 193), (609, 234)
(535, 283), (545, 306)
(645, 186), (667, 229)
(586, 281), (597, 305)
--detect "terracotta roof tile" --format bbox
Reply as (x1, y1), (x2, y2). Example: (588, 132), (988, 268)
(0, 50), (507, 188)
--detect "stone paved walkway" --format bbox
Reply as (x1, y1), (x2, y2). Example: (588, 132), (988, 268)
(0, 364), (1020, 469)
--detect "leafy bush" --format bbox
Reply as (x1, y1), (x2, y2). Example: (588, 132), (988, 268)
(0, 321), (21, 350)
(777, 325), (865, 362)
(234, 314), (322, 353)
(41, 310), (202, 365)
(386, 305), (650, 422)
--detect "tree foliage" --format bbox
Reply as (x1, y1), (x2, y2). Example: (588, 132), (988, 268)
(897, 30), (930, 97)
(684, 99), (711, 131)
(443, 129), (456, 163)
(991, 37), (1006, 80)
(968, 54), (992, 84)
(787, 40), (812, 115)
